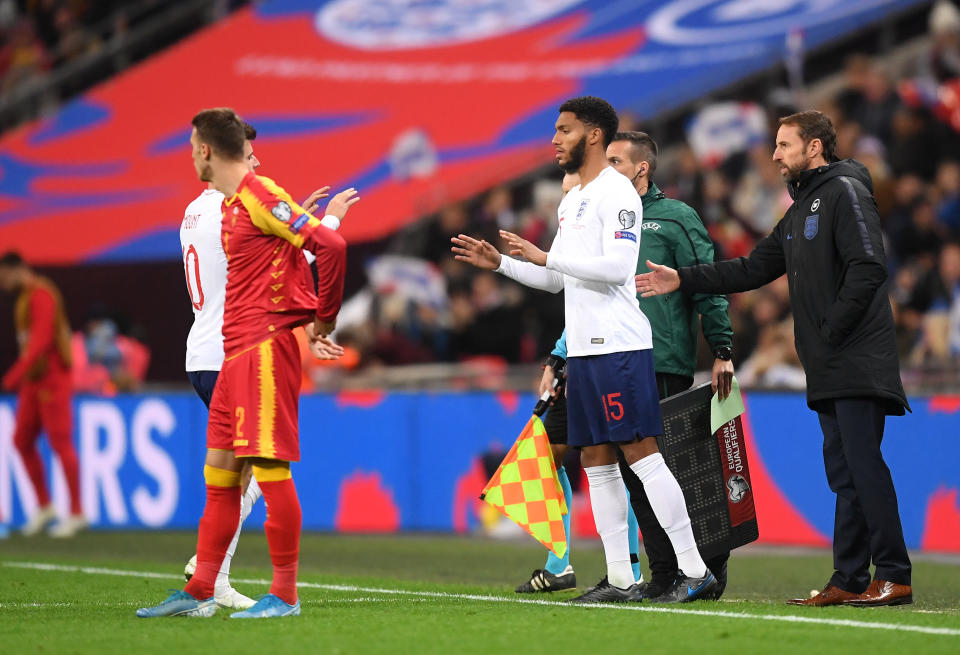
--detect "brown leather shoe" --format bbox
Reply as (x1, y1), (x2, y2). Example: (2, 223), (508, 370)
(844, 579), (913, 607)
(786, 584), (859, 606)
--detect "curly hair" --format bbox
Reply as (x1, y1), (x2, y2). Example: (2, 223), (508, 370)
(558, 96), (619, 147)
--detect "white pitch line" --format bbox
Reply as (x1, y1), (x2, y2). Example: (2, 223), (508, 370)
(4, 561), (958, 637)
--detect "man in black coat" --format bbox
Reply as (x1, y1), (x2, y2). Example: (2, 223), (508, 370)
(637, 110), (912, 607)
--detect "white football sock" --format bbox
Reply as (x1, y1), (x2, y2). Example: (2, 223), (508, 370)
(216, 477), (263, 592)
(583, 463), (634, 589)
(629, 453), (707, 579)
(240, 477), (261, 522)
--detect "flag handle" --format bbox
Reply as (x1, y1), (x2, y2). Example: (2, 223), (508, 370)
(533, 387), (556, 418)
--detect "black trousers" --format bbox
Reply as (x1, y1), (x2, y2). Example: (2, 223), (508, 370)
(818, 397), (911, 591)
(617, 373), (730, 585)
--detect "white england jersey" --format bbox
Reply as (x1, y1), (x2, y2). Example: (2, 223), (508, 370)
(497, 166), (650, 357)
(180, 188), (228, 372)
(179, 188), (341, 372)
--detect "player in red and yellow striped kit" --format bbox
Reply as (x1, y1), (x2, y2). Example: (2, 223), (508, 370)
(138, 108), (353, 619)
(1, 252), (85, 538)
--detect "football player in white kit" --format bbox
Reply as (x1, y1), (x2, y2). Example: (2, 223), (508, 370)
(452, 97), (717, 604)
(179, 121), (355, 608)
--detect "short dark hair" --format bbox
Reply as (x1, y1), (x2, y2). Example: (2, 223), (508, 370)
(0, 251), (24, 268)
(242, 121), (257, 141)
(191, 108), (246, 161)
(613, 131), (658, 174)
(779, 110), (838, 162)
(559, 96), (619, 147)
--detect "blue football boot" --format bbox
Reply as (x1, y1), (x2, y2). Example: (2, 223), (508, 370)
(230, 593), (301, 618)
(136, 590), (216, 617)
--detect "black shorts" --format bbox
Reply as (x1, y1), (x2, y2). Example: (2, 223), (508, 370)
(542, 389), (568, 445)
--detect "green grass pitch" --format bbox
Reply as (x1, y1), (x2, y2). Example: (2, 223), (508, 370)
(1, 532), (958, 654)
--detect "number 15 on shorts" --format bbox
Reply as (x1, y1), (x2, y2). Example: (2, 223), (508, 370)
(601, 393), (623, 422)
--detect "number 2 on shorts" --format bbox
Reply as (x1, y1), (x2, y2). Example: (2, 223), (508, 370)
(235, 406), (245, 438)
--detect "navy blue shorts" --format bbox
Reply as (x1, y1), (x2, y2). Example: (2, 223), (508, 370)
(566, 350), (663, 448)
(187, 370), (220, 409)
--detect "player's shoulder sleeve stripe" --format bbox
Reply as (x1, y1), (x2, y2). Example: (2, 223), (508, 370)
(243, 173), (281, 202)
(238, 174), (317, 246)
(254, 175), (289, 200)
(253, 174), (324, 236)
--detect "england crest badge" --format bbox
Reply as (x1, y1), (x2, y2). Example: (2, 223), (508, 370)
(804, 214), (819, 240)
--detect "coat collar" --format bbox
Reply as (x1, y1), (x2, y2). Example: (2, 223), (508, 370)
(641, 182), (666, 210)
(787, 163), (832, 201)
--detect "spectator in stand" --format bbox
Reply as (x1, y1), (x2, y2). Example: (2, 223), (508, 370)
(921, 0), (960, 84)
(855, 64), (901, 146)
(450, 272), (524, 362)
(0, 19), (49, 91)
(71, 308), (150, 394)
(935, 160), (960, 232)
(895, 197), (945, 265)
(478, 186), (519, 233)
(889, 106), (942, 180)
(418, 203), (470, 264)
(732, 144), (792, 235)
(903, 240), (960, 364)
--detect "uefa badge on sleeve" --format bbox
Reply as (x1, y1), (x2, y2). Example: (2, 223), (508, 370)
(271, 201), (292, 222)
(618, 209), (636, 229)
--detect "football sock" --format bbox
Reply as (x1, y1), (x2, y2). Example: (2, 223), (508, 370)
(626, 490), (642, 582)
(241, 477), (262, 522)
(15, 439), (50, 507)
(185, 465), (242, 600)
(629, 453), (707, 579)
(544, 466), (573, 576)
(583, 463), (634, 589)
(47, 426), (82, 516)
(215, 477), (262, 592)
(256, 464), (301, 605)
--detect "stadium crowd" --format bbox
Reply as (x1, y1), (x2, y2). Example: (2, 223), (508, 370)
(0, 0), (247, 130)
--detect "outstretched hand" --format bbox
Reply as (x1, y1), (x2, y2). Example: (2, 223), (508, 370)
(451, 234), (502, 270)
(635, 260), (681, 297)
(301, 186), (331, 215)
(499, 230), (547, 266)
(325, 188), (359, 220)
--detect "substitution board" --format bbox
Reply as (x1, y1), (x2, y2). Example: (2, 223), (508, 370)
(657, 383), (759, 559)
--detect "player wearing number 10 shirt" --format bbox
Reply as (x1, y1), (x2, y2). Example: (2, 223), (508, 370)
(139, 107), (348, 619)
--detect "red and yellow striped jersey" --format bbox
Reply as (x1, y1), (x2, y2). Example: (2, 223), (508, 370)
(220, 172), (346, 357)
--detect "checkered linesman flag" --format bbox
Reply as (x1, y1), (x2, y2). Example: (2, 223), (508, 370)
(480, 415), (569, 557)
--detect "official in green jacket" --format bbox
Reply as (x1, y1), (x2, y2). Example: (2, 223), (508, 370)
(618, 138), (734, 393)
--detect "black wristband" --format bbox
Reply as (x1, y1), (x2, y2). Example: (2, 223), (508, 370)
(544, 353), (566, 376)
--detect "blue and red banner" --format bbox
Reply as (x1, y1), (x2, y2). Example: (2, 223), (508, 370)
(0, 0), (924, 264)
(1, 390), (958, 552)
